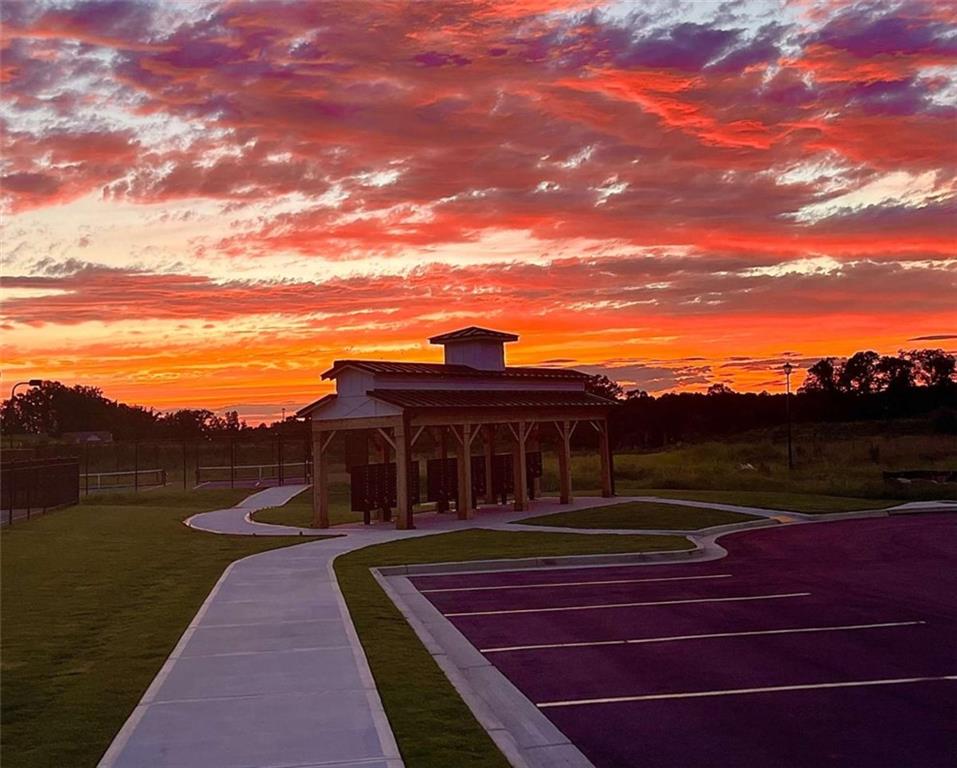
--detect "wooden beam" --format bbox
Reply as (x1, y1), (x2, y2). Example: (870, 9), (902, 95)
(436, 426), (449, 513)
(311, 431), (330, 528)
(512, 420), (528, 512)
(556, 420), (573, 505)
(408, 408), (610, 427)
(375, 427), (396, 451)
(448, 424), (465, 447)
(395, 417), (413, 530)
(597, 417), (613, 498)
(483, 424), (495, 505)
(527, 423), (541, 501)
(410, 425), (426, 448)
(313, 415), (403, 432)
(456, 423), (473, 520)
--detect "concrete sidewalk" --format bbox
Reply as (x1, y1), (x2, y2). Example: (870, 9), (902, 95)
(99, 530), (412, 768)
(184, 484), (322, 536)
(101, 492), (941, 767)
(100, 497), (646, 768)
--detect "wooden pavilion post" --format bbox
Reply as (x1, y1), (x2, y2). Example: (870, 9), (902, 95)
(511, 420), (529, 512)
(556, 420), (574, 504)
(528, 424), (541, 500)
(395, 417), (413, 530)
(597, 417), (613, 497)
(311, 429), (335, 528)
(454, 424), (475, 520)
(483, 424), (495, 505)
(440, 426), (450, 512)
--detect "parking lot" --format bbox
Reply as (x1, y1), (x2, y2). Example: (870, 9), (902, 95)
(410, 514), (957, 767)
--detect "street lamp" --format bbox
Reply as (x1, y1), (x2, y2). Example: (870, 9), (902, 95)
(782, 363), (794, 470)
(10, 379), (43, 400)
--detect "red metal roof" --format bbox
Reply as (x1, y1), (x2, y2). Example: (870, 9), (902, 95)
(366, 389), (615, 409)
(321, 360), (589, 381)
(428, 326), (519, 344)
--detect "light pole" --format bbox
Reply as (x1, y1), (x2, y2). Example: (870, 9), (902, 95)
(782, 363), (794, 470)
(10, 379), (43, 400)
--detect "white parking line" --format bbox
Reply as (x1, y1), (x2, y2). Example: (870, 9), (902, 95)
(480, 620), (926, 653)
(537, 675), (957, 708)
(420, 573), (733, 594)
(444, 591), (810, 617)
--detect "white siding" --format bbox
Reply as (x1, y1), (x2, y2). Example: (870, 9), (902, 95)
(443, 340), (506, 370)
(312, 394), (402, 422)
(336, 368), (376, 396)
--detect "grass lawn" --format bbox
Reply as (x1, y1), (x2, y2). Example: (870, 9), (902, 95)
(630, 489), (905, 513)
(519, 500), (758, 530)
(335, 529), (690, 768)
(546, 427), (956, 502)
(251, 483), (364, 527)
(0, 489), (321, 768)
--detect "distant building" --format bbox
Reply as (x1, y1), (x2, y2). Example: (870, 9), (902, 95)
(61, 431), (113, 444)
(297, 327), (616, 529)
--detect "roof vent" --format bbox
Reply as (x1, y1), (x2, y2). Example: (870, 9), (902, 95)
(428, 326), (518, 371)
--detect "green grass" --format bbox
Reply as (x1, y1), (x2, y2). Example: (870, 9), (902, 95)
(0, 490), (322, 768)
(251, 483), (364, 527)
(519, 500), (758, 529)
(630, 489), (904, 513)
(80, 486), (252, 509)
(335, 529), (690, 768)
(534, 428), (957, 503)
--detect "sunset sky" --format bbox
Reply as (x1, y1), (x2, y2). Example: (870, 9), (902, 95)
(2, 0), (955, 423)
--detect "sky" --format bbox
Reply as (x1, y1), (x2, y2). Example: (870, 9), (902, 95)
(1, 0), (955, 423)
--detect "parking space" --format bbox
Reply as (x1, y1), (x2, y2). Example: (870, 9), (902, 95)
(410, 514), (957, 767)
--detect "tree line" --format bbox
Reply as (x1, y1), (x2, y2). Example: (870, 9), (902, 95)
(586, 348), (957, 447)
(2, 348), (954, 446)
(0, 381), (292, 441)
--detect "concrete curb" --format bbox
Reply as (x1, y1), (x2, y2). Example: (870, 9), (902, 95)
(376, 544), (704, 577)
(503, 516), (777, 538)
(374, 570), (595, 768)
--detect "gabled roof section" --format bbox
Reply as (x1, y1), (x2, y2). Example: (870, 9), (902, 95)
(367, 389), (615, 409)
(428, 326), (519, 344)
(321, 360), (589, 380)
(295, 393), (336, 417)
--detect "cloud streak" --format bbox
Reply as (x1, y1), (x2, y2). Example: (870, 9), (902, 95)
(2, 0), (955, 416)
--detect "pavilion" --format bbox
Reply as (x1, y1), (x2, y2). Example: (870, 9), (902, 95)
(297, 327), (616, 529)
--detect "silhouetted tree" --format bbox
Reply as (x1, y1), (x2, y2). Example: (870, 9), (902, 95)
(905, 349), (957, 388)
(707, 383), (734, 396)
(0, 381), (158, 439)
(839, 351), (881, 394)
(800, 358), (839, 393)
(586, 374), (624, 401)
(876, 355), (915, 393)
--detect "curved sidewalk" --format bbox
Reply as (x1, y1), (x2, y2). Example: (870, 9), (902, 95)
(101, 491), (951, 768)
(184, 484), (322, 536)
(101, 495), (680, 768)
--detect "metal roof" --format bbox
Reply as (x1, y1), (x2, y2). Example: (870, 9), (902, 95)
(321, 360), (589, 381)
(428, 326), (519, 344)
(366, 389), (616, 409)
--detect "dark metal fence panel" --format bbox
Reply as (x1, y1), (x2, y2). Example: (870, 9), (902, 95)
(1, 458), (80, 524)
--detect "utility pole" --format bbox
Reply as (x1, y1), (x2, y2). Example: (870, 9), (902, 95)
(783, 362), (794, 470)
